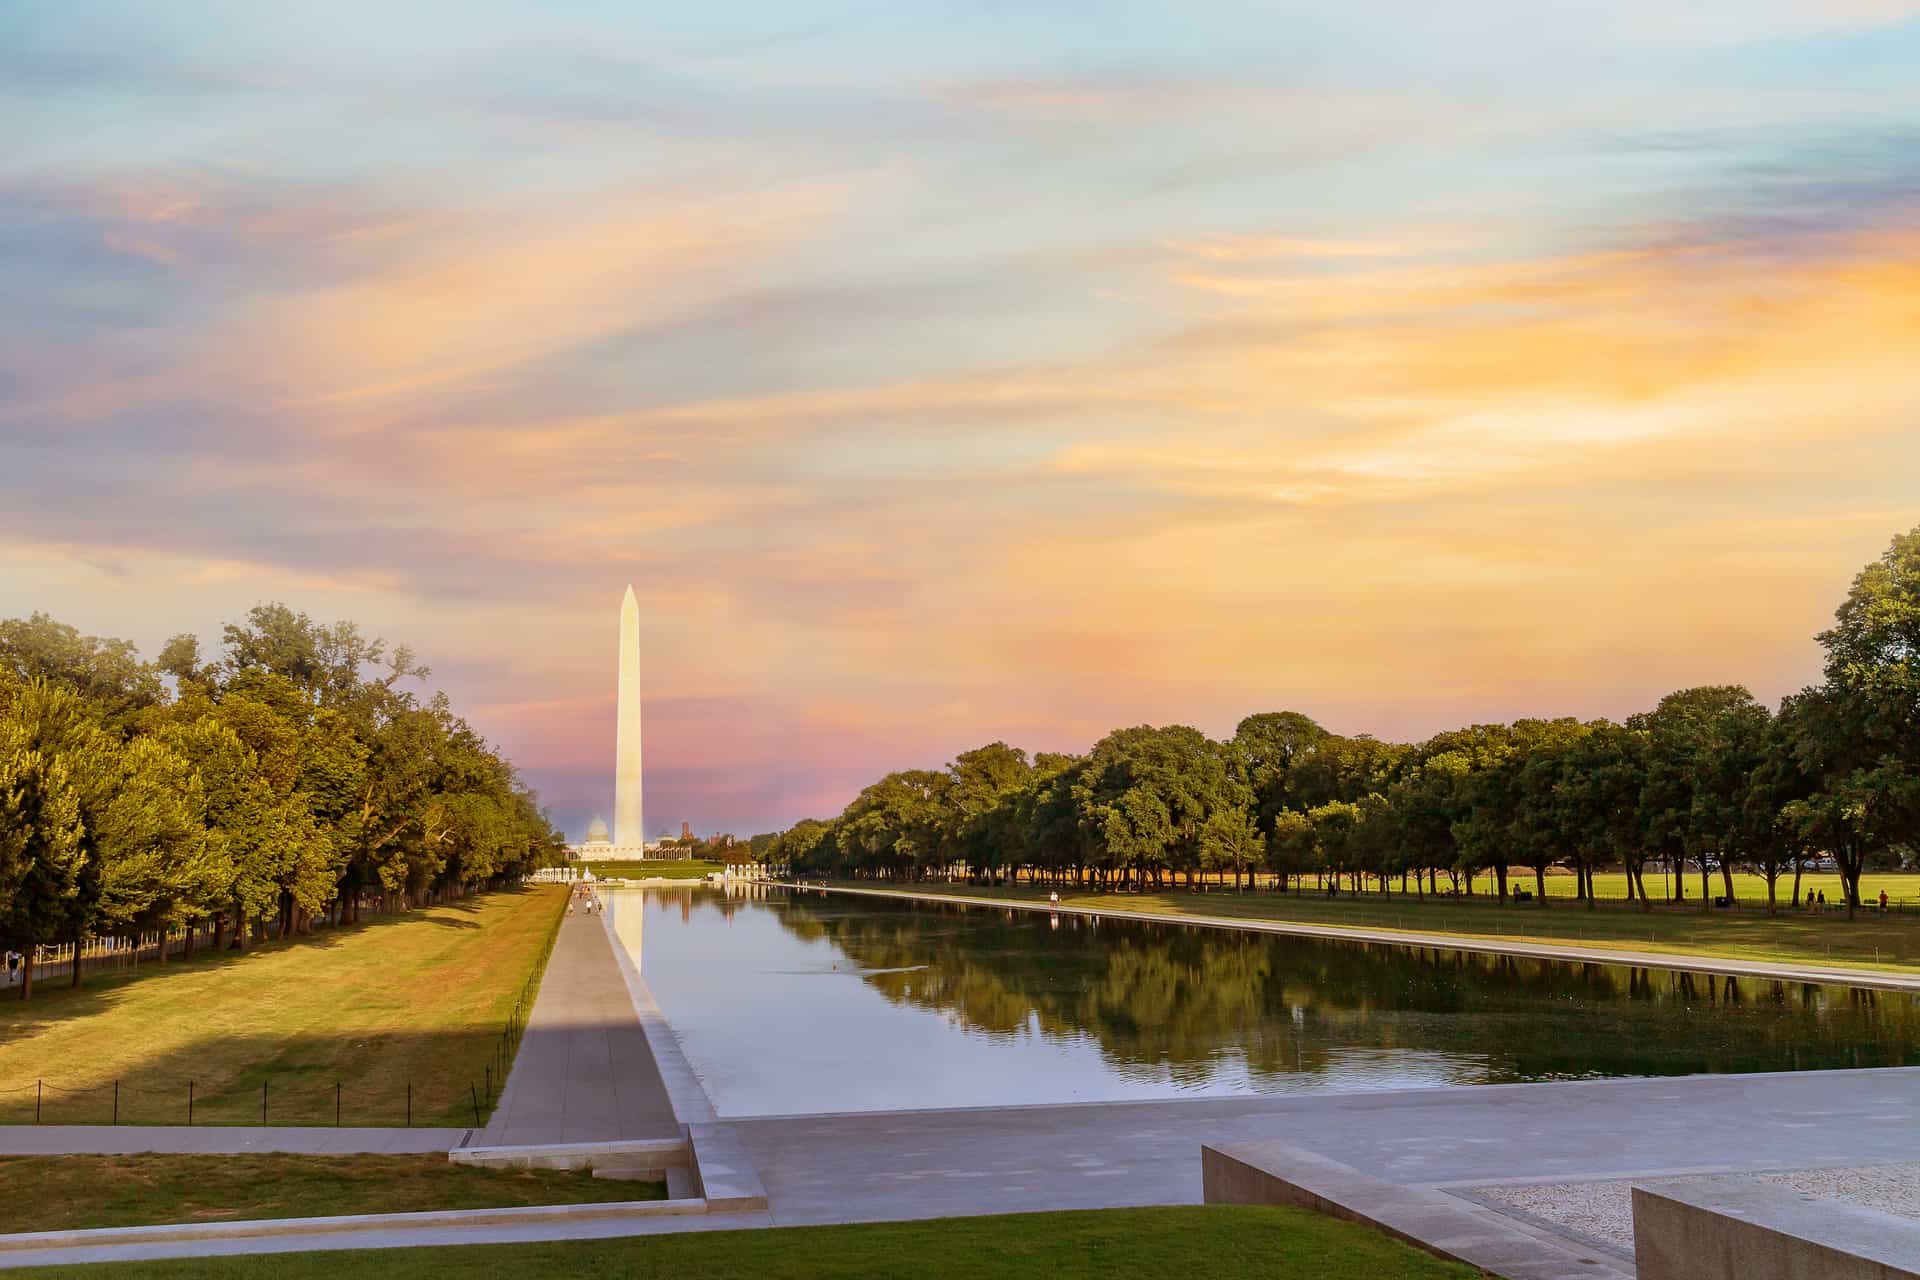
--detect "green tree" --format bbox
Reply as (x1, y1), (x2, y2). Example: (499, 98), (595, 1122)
(943, 743), (1032, 878)
(1198, 803), (1264, 890)
(1799, 524), (1920, 913)
(0, 679), (86, 999)
(1231, 712), (1329, 839)
(1306, 800), (1362, 895)
(1266, 808), (1318, 890)
(0, 613), (163, 730)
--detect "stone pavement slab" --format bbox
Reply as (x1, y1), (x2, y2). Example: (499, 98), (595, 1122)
(0, 1126), (464, 1155)
(478, 895), (681, 1146)
(722, 1065), (1920, 1231)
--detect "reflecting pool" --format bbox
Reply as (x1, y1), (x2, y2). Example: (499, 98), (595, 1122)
(607, 884), (1920, 1117)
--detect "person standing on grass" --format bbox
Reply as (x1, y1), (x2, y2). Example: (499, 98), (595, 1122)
(1881, 889), (1890, 913)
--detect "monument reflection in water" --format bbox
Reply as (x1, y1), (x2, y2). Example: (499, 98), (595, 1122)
(612, 885), (1920, 1118)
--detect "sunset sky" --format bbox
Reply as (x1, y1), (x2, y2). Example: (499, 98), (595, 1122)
(5, 2), (1918, 838)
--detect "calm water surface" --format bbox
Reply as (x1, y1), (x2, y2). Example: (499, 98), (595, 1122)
(609, 884), (1920, 1117)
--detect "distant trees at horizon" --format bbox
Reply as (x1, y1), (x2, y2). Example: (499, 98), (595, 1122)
(1, 604), (566, 998)
(760, 524), (1920, 920)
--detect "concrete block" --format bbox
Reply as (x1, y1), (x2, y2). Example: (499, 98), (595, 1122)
(1632, 1179), (1920, 1280)
(450, 1136), (688, 1172)
(688, 1124), (769, 1213)
(1203, 1141), (1630, 1280)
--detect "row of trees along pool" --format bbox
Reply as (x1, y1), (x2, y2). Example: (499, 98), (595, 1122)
(0, 604), (567, 999)
(760, 525), (1920, 919)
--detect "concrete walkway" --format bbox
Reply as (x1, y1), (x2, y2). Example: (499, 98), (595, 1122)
(0, 1126), (464, 1156)
(801, 882), (1920, 993)
(476, 895), (681, 1146)
(8, 1066), (1915, 1270)
(724, 1065), (1920, 1230)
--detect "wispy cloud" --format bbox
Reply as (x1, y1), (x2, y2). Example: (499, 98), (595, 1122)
(4, 0), (1917, 834)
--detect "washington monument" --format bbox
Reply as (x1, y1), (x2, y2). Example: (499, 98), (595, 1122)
(614, 584), (644, 848)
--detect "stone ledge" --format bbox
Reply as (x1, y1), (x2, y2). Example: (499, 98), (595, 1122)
(688, 1124), (769, 1213)
(1632, 1178), (1920, 1279)
(1202, 1141), (1630, 1280)
(599, 905), (721, 1125)
(0, 1197), (708, 1254)
(450, 1136), (689, 1171)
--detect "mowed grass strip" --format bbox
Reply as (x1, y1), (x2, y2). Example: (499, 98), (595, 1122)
(0, 886), (567, 1126)
(17, 1205), (1482, 1279)
(840, 878), (1920, 973)
(1453, 869), (1918, 906)
(0, 1154), (662, 1234)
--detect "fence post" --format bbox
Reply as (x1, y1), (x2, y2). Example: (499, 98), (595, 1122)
(335, 1081), (341, 1127)
(36, 1080), (41, 1124)
(406, 1082), (411, 1128)
(484, 1064), (491, 1104)
(469, 1083), (481, 1128)
(188, 1080), (194, 1126)
(113, 1080), (119, 1125)
(262, 1079), (268, 1124)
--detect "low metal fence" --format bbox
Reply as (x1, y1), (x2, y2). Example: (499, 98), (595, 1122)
(0, 965), (540, 1129)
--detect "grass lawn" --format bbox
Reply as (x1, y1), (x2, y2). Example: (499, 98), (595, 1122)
(0, 1154), (661, 1234)
(831, 878), (1920, 973)
(579, 859), (723, 880)
(0, 886), (566, 1127)
(19, 1205), (1481, 1279)
(1498, 868), (1917, 906)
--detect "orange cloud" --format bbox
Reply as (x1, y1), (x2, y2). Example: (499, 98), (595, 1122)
(246, 183), (848, 411)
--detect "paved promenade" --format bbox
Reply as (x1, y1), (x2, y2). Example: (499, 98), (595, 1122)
(10, 1067), (1915, 1270)
(476, 893), (682, 1146)
(803, 882), (1920, 993)
(728, 1065), (1920, 1230)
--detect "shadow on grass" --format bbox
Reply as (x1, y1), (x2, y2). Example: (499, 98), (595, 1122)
(0, 887), (563, 1129)
(0, 1029), (519, 1128)
(0, 888), (545, 1018)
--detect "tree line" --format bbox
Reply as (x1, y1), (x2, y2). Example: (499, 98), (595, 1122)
(1, 604), (566, 998)
(760, 526), (1920, 920)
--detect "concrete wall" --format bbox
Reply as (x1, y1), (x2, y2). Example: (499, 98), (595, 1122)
(1203, 1141), (1632, 1280)
(1633, 1180), (1920, 1280)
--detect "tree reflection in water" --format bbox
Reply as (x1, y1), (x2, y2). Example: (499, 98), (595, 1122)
(766, 891), (1920, 1085)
